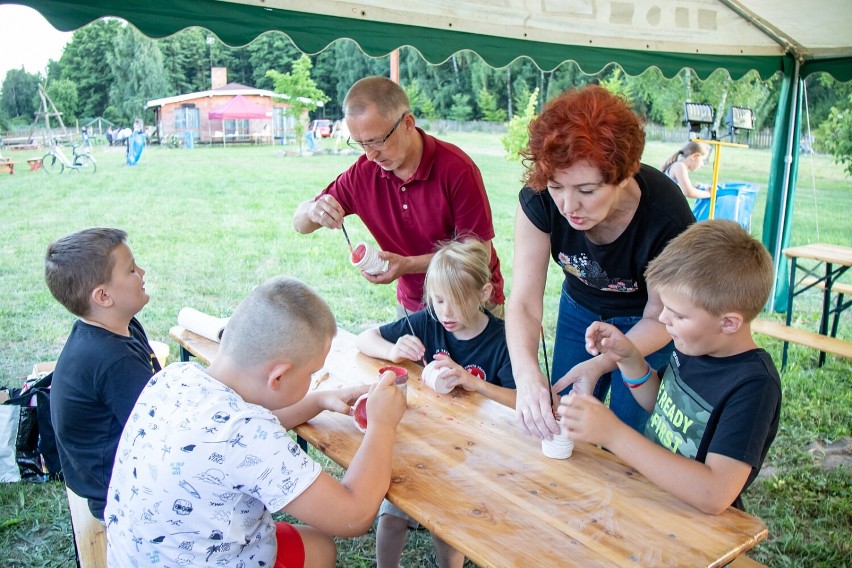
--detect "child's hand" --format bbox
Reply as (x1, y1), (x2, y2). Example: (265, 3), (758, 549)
(388, 334), (425, 363)
(318, 384), (370, 416)
(558, 392), (620, 447)
(365, 370), (406, 430)
(584, 321), (640, 362)
(434, 354), (477, 391)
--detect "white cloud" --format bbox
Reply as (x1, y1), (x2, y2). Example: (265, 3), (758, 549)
(0, 5), (72, 78)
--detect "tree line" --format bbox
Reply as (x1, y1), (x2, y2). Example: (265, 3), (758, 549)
(1, 18), (850, 169)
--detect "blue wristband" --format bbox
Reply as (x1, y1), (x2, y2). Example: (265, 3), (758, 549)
(622, 364), (652, 389)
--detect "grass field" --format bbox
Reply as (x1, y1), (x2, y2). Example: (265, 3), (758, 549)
(0, 131), (849, 566)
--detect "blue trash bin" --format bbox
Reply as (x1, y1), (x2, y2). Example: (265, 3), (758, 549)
(692, 181), (758, 231)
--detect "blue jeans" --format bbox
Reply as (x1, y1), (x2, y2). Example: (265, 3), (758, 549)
(551, 284), (673, 433)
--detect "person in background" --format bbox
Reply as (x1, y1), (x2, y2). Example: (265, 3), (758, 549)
(293, 76), (504, 320)
(560, 220), (781, 514)
(106, 276), (406, 567)
(126, 118), (145, 166)
(506, 85), (694, 441)
(357, 238), (514, 568)
(661, 141), (712, 199)
(45, 228), (158, 520)
(80, 126), (91, 154)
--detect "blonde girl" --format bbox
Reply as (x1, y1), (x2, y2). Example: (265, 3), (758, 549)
(356, 237), (514, 568)
(662, 141), (712, 199)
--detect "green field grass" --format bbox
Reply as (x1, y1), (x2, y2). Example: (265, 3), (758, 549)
(0, 132), (849, 566)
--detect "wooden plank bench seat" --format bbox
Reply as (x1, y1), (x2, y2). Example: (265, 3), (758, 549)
(6, 142), (40, 151)
(752, 318), (852, 361)
(66, 486), (107, 568)
(799, 276), (852, 296)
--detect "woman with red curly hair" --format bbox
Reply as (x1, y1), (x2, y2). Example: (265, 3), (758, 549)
(506, 85), (694, 440)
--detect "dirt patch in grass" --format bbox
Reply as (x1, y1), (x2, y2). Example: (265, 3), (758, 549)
(805, 437), (852, 470)
(759, 436), (852, 479)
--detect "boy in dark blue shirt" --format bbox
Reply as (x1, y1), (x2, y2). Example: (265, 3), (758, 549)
(45, 228), (158, 520)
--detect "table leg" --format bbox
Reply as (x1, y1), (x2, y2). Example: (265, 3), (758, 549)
(830, 294), (848, 339)
(180, 345), (191, 362)
(783, 257), (798, 370)
(817, 263), (835, 367)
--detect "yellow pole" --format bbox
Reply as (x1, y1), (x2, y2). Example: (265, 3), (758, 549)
(694, 139), (749, 220)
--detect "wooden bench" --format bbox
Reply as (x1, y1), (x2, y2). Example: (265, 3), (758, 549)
(65, 486), (107, 568)
(6, 143), (40, 151)
(0, 160), (14, 175)
(752, 318), (852, 366)
(27, 158), (42, 171)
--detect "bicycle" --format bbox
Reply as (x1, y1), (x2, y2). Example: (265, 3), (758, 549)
(41, 144), (96, 175)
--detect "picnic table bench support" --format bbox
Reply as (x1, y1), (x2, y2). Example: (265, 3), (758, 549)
(785, 256), (851, 368)
(66, 486), (107, 568)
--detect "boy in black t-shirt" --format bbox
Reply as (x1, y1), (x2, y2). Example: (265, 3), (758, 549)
(45, 228), (159, 520)
(559, 220), (781, 514)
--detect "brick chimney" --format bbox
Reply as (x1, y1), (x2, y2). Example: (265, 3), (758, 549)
(211, 67), (227, 90)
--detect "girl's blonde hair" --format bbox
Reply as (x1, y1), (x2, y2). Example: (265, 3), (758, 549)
(424, 238), (491, 324)
(661, 141), (710, 172)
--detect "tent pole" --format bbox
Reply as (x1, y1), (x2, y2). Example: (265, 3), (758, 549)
(768, 58), (801, 310)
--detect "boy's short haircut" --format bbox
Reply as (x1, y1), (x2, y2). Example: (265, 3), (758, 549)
(645, 220), (773, 322)
(45, 228), (128, 317)
(424, 237), (491, 324)
(219, 276), (337, 367)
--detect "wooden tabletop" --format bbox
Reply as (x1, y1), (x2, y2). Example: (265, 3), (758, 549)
(783, 243), (852, 266)
(169, 326), (767, 567)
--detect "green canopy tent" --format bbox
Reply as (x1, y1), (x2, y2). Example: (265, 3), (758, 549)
(9, 0), (851, 309)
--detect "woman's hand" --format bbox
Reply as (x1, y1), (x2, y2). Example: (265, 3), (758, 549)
(552, 355), (608, 397)
(514, 373), (560, 439)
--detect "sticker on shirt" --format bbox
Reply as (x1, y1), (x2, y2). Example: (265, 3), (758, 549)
(465, 365), (486, 381)
(645, 364), (710, 458)
(557, 252), (637, 293)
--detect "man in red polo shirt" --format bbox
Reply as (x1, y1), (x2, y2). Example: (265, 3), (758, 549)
(293, 76), (504, 318)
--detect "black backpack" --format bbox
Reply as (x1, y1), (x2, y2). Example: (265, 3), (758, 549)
(4, 372), (62, 482)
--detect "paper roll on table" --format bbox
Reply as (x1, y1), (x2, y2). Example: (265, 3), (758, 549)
(177, 307), (230, 342)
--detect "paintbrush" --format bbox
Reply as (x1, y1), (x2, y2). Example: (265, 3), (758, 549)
(540, 325), (554, 406)
(403, 307), (428, 366)
(341, 222), (354, 253)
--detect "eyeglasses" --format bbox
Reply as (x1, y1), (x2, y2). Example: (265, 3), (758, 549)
(347, 112), (408, 152)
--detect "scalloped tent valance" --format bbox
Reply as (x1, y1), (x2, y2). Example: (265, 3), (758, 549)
(5, 0), (852, 81)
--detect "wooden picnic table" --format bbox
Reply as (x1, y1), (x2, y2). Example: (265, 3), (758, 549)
(781, 243), (852, 367)
(169, 325), (768, 567)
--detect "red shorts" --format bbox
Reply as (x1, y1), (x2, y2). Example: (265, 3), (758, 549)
(274, 522), (306, 568)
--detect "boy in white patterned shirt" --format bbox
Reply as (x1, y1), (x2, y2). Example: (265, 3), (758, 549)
(105, 276), (405, 567)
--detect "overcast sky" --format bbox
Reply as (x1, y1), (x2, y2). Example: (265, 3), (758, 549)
(0, 5), (72, 79)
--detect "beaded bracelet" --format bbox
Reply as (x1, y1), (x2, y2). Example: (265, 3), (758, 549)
(622, 364), (652, 389)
